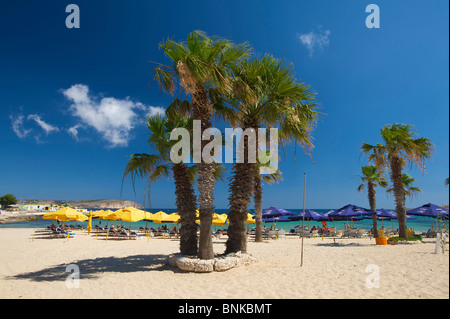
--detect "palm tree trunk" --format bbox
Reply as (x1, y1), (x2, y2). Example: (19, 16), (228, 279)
(390, 156), (407, 238)
(367, 182), (378, 238)
(254, 173), (263, 242)
(192, 87), (216, 260)
(226, 122), (258, 254)
(172, 163), (198, 256)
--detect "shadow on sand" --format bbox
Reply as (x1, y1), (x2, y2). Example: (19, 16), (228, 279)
(6, 254), (181, 282)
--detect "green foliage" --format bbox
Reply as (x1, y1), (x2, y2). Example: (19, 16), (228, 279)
(0, 194), (17, 208)
(388, 236), (422, 242)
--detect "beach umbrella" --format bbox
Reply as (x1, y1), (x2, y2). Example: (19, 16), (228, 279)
(163, 213), (181, 224)
(407, 203), (449, 228)
(43, 207), (88, 222)
(328, 204), (375, 220)
(328, 204), (375, 228)
(262, 216), (291, 223)
(142, 212), (154, 221)
(86, 211), (93, 234)
(262, 206), (295, 218)
(288, 209), (327, 221)
(212, 214), (228, 226)
(151, 211), (169, 224)
(407, 203), (449, 218)
(110, 208), (146, 235)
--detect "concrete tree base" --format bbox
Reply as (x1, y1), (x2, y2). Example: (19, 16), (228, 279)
(168, 252), (258, 273)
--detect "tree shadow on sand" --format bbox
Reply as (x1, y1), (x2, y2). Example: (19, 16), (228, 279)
(6, 254), (181, 282)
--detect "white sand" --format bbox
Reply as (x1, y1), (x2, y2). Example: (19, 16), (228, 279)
(0, 228), (448, 299)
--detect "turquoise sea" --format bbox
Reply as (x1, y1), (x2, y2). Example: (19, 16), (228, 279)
(0, 208), (446, 233)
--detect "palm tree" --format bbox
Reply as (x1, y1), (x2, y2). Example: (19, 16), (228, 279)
(223, 54), (319, 254)
(155, 31), (250, 259)
(361, 124), (434, 238)
(387, 173), (421, 199)
(123, 113), (198, 256)
(356, 165), (389, 238)
(254, 165), (282, 242)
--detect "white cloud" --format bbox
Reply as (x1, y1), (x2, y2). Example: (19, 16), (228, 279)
(63, 84), (156, 148)
(67, 124), (82, 141)
(146, 106), (166, 118)
(27, 114), (59, 135)
(298, 29), (331, 57)
(10, 113), (31, 139)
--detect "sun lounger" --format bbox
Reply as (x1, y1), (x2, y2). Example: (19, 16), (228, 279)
(426, 229), (437, 238)
(129, 231), (142, 240)
(356, 229), (368, 238)
(118, 231), (129, 239)
(276, 230), (286, 238)
(344, 229), (358, 238)
(268, 230), (277, 239)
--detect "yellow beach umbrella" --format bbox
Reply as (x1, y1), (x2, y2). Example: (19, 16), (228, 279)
(109, 208), (146, 235)
(163, 213), (181, 224)
(112, 208), (146, 223)
(212, 214), (228, 226)
(87, 211), (93, 234)
(143, 212), (154, 221)
(43, 207), (88, 222)
(151, 211), (169, 224)
(246, 213), (255, 225)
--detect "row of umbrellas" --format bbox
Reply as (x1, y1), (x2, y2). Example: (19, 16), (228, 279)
(42, 203), (448, 229)
(258, 203), (449, 223)
(42, 207), (256, 227)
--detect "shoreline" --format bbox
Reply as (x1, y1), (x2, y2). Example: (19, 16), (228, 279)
(0, 228), (448, 299)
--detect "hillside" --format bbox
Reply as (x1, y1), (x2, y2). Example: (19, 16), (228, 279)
(21, 199), (143, 209)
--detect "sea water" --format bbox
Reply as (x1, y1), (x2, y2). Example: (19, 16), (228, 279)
(0, 208), (446, 233)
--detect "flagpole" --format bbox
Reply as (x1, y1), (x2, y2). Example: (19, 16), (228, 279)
(301, 173), (306, 267)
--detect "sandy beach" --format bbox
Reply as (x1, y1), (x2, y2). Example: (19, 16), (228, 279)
(0, 228), (448, 299)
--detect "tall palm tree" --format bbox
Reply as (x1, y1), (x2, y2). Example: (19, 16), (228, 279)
(223, 54), (319, 254)
(155, 31), (250, 259)
(361, 124), (434, 238)
(356, 165), (388, 238)
(387, 173), (421, 199)
(123, 113), (198, 256)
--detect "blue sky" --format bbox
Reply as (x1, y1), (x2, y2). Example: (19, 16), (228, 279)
(0, 0), (448, 209)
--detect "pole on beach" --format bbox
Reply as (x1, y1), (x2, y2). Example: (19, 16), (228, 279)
(301, 173), (306, 267)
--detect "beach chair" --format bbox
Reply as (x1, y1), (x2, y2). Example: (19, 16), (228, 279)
(118, 231), (129, 239)
(344, 229), (358, 238)
(268, 230), (277, 239)
(356, 229), (368, 238)
(129, 231), (142, 240)
(276, 230), (286, 239)
(426, 229), (437, 238)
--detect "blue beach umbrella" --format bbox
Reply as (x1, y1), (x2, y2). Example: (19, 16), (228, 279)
(407, 203), (449, 228)
(262, 206), (295, 218)
(288, 209), (327, 221)
(328, 204), (375, 220)
(407, 203), (449, 219)
(328, 204), (375, 228)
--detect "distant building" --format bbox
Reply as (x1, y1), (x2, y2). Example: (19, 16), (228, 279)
(21, 204), (59, 212)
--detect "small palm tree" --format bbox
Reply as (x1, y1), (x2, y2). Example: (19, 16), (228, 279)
(155, 30), (250, 259)
(387, 173), (421, 199)
(123, 113), (198, 256)
(356, 165), (389, 238)
(361, 124), (434, 238)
